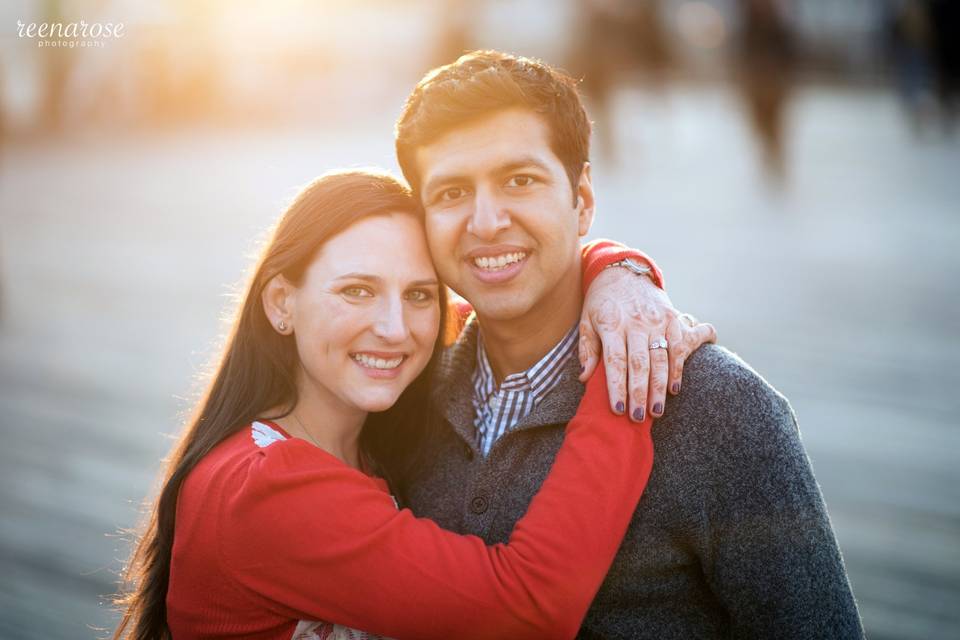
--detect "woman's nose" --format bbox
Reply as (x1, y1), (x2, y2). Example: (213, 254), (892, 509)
(372, 296), (410, 343)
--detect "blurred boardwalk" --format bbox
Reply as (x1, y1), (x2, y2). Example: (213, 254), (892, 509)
(1, 86), (958, 639)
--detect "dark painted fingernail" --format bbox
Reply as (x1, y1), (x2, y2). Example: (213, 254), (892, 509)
(653, 402), (663, 415)
(615, 401), (625, 414)
(633, 407), (645, 421)
(672, 382), (680, 394)
(580, 364), (585, 373)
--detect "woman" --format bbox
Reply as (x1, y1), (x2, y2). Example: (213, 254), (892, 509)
(114, 170), (664, 639)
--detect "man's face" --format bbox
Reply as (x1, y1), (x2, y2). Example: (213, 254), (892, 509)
(415, 108), (595, 323)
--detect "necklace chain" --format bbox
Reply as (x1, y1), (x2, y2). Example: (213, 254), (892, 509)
(291, 411), (367, 472)
(292, 412), (324, 449)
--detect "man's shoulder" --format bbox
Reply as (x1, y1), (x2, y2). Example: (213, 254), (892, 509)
(682, 344), (786, 401)
(651, 345), (820, 518)
(663, 344), (800, 453)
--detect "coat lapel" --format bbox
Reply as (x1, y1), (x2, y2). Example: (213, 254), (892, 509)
(433, 316), (588, 450)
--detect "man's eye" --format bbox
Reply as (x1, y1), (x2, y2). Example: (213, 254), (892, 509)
(506, 175), (535, 188)
(440, 187), (467, 202)
(342, 286), (373, 298)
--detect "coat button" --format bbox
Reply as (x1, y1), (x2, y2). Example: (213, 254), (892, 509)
(469, 496), (489, 514)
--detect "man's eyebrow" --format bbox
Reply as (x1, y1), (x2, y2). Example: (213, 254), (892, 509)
(495, 156), (552, 175)
(422, 156), (551, 195)
(422, 172), (467, 197)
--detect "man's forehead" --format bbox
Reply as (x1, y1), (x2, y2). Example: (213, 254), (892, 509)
(415, 109), (558, 184)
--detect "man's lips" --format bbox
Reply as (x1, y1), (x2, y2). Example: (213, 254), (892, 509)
(465, 244), (529, 259)
(464, 245), (530, 284)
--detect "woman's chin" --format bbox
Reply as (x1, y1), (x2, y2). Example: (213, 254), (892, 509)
(354, 389), (404, 414)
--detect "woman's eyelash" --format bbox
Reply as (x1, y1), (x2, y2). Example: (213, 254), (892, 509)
(407, 289), (435, 302)
(342, 286), (373, 297)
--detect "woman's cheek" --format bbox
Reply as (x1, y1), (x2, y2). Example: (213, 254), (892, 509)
(328, 298), (371, 332)
(421, 304), (442, 344)
(410, 305), (440, 359)
(300, 300), (367, 364)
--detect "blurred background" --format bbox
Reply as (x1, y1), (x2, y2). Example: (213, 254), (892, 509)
(1, 0), (958, 638)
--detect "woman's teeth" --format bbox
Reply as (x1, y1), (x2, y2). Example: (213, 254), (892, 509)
(352, 353), (404, 369)
(473, 251), (527, 271)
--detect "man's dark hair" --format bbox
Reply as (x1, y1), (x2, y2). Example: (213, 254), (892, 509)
(395, 50), (592, 204)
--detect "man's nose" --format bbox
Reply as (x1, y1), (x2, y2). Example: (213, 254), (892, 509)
(466, 187), (510, 241)
(372, 295), (410, 343)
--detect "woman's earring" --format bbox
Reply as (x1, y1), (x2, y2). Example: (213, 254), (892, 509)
(278, 320), (287, 332)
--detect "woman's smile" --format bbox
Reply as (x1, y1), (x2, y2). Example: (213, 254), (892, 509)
(350, 351), (408, 378)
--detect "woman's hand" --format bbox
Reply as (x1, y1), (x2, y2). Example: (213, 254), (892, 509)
(579, 267), (716, 422)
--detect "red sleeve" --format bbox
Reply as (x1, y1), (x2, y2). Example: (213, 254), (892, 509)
(219, 366), (653, 640)
(443, 296), (474, 346)
(580, 238), (665, 294)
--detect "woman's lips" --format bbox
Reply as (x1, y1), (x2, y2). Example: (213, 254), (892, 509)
(350, 352), (406, 379)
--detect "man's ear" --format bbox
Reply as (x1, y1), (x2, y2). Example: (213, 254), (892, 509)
(261, 274), (296, 335)
(575, 162), (596, 237)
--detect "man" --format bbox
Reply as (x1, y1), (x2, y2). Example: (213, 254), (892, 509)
(395, 51), (864, 638)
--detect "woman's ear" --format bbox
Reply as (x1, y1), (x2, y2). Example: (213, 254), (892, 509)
(261, 274), (296, 335)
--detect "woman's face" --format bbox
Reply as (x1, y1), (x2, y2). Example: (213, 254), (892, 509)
(284, 213), (441, 414)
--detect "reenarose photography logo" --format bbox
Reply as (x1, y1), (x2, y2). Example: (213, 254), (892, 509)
(16, 19), (125, 48)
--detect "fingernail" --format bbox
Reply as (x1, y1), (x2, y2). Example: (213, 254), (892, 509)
(672, 382), (680, 394)
(633, 407), (644, 421)
(615, 401), (624, 414)
(580, 364), (585, 373)
(653, 402), (663, 415)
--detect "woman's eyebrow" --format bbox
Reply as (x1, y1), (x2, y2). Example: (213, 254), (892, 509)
(333, 272), (381, 283)
(335, 274), (439, 288)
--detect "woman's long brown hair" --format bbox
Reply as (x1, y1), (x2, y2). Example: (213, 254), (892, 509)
(113, 170), (450, 639)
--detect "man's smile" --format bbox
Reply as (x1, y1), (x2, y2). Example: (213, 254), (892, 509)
(465, 245), (530, 283)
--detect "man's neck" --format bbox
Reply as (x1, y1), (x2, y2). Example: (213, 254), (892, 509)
(478, 282), (583, 383)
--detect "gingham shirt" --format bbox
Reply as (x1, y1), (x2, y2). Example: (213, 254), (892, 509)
(472, 324), (579, 457)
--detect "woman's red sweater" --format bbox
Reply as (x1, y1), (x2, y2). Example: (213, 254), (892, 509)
(166, 241), (660, 639)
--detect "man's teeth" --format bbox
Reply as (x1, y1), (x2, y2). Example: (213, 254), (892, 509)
(353, 354), (404, 369)
(473, 252), (527, 271)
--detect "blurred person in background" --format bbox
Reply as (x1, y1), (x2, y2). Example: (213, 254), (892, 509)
(114, 168), (713, 638)
(396, 50), (864, 638)
(570, 0), (674, 161)
(886, 0), (937, 133)
(38, 0), (71, 132)
(432, 0), (476, 69)
(929, 0), (960, 133)
(735, 0), (797, 185)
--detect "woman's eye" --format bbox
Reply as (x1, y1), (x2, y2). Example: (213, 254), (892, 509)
(506, 175), (535, 187)
(342, 286), (373, 298)
(406, 289), (435, 303)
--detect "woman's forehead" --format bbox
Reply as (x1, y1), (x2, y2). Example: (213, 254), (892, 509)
(312, 214), (436, 280)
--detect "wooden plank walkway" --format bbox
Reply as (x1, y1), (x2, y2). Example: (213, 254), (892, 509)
(1, 87), (957, 639)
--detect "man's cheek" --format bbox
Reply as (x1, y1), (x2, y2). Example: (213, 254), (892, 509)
(427, 225), (458, 264)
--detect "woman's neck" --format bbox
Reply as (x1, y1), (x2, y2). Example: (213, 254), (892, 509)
(277, 377), (368, 469)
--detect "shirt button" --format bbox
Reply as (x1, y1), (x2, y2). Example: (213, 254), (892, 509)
(470, 496), (489, 514)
